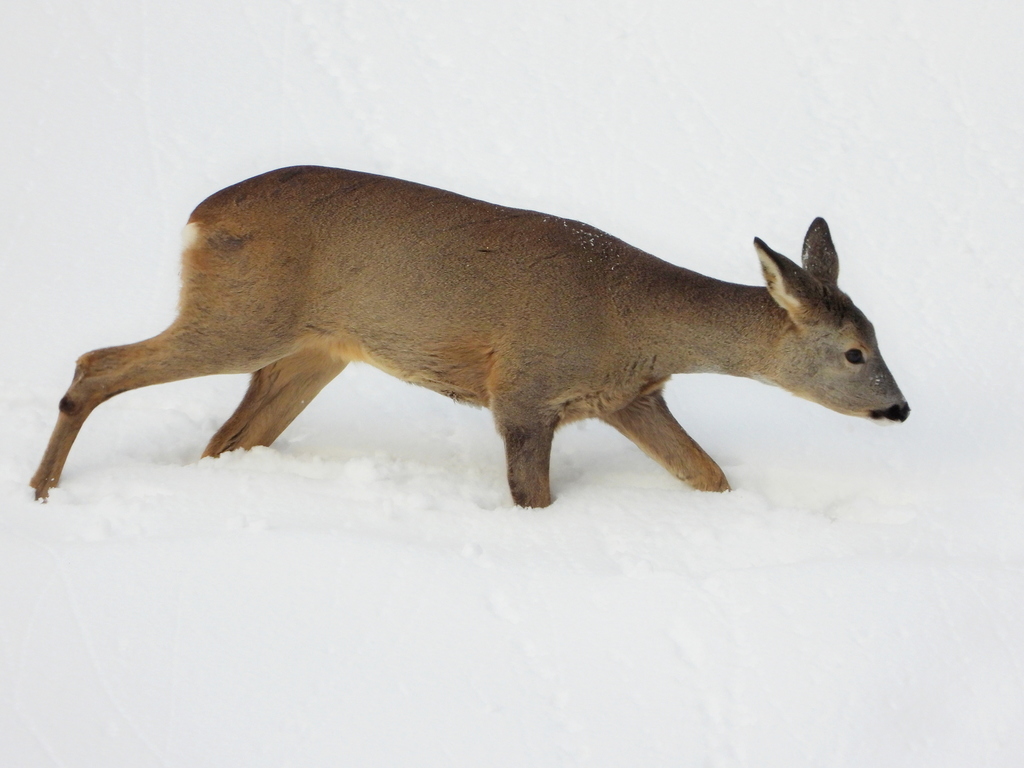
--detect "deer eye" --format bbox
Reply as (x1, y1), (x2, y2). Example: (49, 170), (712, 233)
(845, 348), (865, 364)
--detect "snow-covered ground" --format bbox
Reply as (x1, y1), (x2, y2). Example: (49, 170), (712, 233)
(2, 1), (1023, 765)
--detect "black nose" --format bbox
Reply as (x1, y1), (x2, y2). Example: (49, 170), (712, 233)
(872, 402), (910, 422)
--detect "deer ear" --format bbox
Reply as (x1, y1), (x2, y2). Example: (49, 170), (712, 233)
(754, 237), (817, 321)
(801, 217), (839, 284)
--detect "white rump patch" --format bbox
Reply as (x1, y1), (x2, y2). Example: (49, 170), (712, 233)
(181, 222), (202, 250)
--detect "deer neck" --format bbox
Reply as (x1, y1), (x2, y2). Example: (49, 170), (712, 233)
(636, 268), (792, 381)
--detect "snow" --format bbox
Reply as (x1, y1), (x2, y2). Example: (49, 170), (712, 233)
(2, 1), (1023, 765)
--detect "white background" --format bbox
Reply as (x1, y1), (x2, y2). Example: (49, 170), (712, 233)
(1, 1), (1022, 765)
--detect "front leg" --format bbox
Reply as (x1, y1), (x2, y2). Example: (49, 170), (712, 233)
(493, 407), (557, 508)
(601, 389), (730, 492)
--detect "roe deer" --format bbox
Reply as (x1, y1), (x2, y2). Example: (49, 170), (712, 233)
(31, 166), (909, 507)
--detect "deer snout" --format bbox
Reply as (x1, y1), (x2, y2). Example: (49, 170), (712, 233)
(871, 402), (910, 422)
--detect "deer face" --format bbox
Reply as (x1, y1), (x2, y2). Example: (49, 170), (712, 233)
(755, 219), (909, 422)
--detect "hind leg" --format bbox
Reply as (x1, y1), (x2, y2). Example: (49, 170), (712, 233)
(204, 345), (347, 457)
(31, 327), (295, 500)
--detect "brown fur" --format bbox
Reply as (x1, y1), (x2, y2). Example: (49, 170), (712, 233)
(31, 166), (908, 507)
